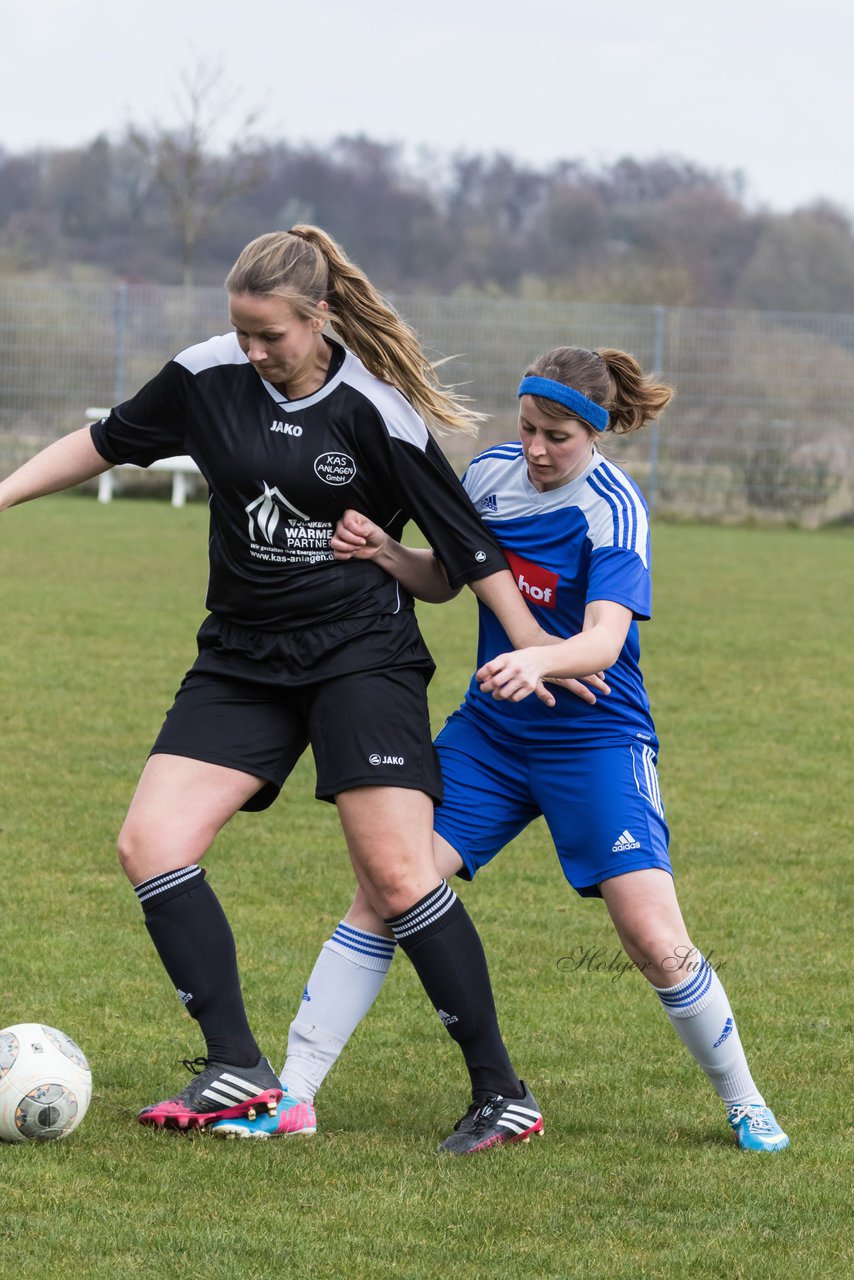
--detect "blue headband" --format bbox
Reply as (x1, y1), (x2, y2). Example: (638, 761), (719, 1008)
(518, 376), (609, 432)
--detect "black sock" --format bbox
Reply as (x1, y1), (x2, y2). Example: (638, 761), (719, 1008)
(134, 866), (261, 1068)
(386, 882), (523, 1102)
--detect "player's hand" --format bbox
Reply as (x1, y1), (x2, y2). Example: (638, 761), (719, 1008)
(476, 647), (557, 706)
(331, 509), (387, 561)
(545, 672), (611, 705)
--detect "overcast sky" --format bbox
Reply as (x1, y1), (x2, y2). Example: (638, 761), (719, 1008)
(3, 0), (851, 215)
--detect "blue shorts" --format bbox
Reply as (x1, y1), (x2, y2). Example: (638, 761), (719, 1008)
(433, 708), (672, 898)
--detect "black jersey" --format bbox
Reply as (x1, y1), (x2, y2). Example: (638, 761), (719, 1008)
(90, 335), (506, 631)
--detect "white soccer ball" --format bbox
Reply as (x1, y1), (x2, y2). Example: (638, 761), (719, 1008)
(0, 1024), (92, 1143)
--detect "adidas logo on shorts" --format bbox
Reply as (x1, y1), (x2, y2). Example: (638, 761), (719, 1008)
(611, 829), (641, 853)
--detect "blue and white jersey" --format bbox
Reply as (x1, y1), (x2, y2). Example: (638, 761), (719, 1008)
(459, 442), (657, 747)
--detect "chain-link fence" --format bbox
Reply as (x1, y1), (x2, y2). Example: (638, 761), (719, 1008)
(2, 280), (853, 524)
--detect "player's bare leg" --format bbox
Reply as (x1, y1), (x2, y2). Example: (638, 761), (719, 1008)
(601, 869), (788, 1151)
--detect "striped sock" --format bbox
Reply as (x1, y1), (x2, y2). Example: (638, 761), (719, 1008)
(282, 923), (397, 1103)
(133, 863), (205, 908)
(387, 882), (522, 1102)
(386, 879), (457, 942)
(326, 921), (397, 971)
(654, 956), (765, 1107)
(135, 864), (260, 1068)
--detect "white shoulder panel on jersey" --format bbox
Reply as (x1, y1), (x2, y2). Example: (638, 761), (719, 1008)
(463, 446), (534, 519)
(580, 458), (649, 566)
(341, 357), (430, 452)
(174, 332), (247, 375)
(464, 447), (649, 565)
(471, 442), (524, 462)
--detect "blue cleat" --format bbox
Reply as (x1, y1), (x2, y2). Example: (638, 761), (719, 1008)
(211, 1090), (316, 1139)
(727, 1104), (789, 1152)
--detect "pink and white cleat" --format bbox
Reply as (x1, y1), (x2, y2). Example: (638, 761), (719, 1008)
(138, 1056), (282, 1130)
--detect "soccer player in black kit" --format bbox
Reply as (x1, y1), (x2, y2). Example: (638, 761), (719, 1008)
(0, 226), (569, 1147)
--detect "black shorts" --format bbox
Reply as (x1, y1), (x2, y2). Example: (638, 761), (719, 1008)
(149, 616), (442, 811)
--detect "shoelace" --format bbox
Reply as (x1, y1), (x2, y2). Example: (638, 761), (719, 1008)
(181, 1056), (210, 1076)
(728, 1105), (774, 1132)
(467, 1096), (504, 1132)
(452, 1102), (479, 1133)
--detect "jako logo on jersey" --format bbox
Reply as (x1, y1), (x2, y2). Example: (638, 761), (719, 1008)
(504, 550), (558, 609)
(245, 483), (309, 544)
(270, 419), (303, 436)
(369, 753), (405, 766)
(314, 452), (356, 485)
(713, 1017), (734, 1048)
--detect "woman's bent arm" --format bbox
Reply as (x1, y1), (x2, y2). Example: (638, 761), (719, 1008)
(0, 428), (112, 512)
(476, 600), (633, 702)
(331, 508), (459, 602)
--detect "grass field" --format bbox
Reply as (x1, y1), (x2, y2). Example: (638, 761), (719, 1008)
(0, 495), (851, 1280)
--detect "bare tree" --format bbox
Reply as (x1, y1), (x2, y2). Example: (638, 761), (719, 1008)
(129, 61), (264, 285)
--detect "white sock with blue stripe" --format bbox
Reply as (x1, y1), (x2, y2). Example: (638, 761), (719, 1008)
(281, 922), (396, 1103)
(654, 956), (765, 1108)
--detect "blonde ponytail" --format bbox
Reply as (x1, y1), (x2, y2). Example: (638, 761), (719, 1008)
(226, 226), (483, 434)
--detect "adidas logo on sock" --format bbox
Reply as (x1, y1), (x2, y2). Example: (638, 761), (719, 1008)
(437, 1008), (459, 1027)
(611, 829), (641, 853)
(176, 989), (193, 1005)
(713, 1016), (734, 1047)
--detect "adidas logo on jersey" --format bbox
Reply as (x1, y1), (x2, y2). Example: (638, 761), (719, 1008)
(611, 829), (641, 853)
(270, 420), (303, 436)
(480, 493), (498, 513)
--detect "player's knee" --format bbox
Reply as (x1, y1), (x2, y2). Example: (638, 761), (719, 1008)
(116, 815), (204, 885)
(361, 871), (408, 915)
(116, 819), (152, 883)
(357, 865), (432, 918)
(626, 930), (698, 986)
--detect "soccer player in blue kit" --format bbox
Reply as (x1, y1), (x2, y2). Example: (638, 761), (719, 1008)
(217, 344), (789, 1154)
(0, 227), (575, 1147)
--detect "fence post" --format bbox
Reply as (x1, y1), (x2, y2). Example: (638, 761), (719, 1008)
(113, 281), (128, 405)
(647, 303), (665, 514)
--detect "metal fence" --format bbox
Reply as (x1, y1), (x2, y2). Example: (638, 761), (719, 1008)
(2, 280), (853, 525)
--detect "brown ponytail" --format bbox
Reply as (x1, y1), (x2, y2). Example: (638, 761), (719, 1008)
(525, 347), (673, 435)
